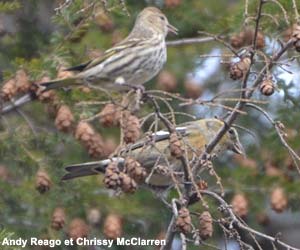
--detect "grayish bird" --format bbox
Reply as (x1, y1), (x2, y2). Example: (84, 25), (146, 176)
(40, 7), (178, 92)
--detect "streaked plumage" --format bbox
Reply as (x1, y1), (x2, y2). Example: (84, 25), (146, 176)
(62, 119), (244, 189)
(40, 7), (178, 92)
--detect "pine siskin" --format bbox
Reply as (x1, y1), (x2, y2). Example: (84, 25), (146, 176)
(40, 7), (178, 92)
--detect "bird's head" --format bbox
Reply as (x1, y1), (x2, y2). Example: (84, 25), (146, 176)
(135, 7), (178, 37)
(226, 127), (245, 155)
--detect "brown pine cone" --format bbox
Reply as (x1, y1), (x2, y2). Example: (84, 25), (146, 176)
(34, 76), (58, 103)
(51, 207), (66, 231)
(75, 122), (105, 158)
(99, 103), (121, 127)
(255, 31), (265, 49)
(1, 78), (17, 101)
(87, 208), (101, 226)
(75, 121), (94, 143)
(199, 211), (213, 240)
(230, 57), (251, 80)
(104, 162), (121, 190)
(15, 69), (31, 93)
(260, 79), (275, 96)
(184, 79), (203, 99)
(103, 214), (123, 239)
(270, 187), (288, 213)
(68, 218), (89, 240)
(197, 180), (208, 190)
(87, 134), (105, 158)
(170, 132), (183, 158)
(55, 105), (74, 133)
(165, 0), (181, 8)
(176, 207), (192, 234)
(35, 169), (52, 194)
(122, 113), (140, 144)
(119, 172), (137, 193)
(230, 33), (245, 49)
(244, 29), (265, 49)
(157, 70), (177, 92)
(125, 157), (147, 183)
(231, 193), (249, 218)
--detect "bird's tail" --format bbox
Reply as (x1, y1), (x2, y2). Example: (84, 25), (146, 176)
(39, 77), (82, 92)
(61, 158), (124, 181)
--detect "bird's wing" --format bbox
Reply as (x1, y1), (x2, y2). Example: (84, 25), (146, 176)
(65, 38), (148, 73)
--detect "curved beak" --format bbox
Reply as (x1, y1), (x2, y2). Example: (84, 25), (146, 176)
(232, 141), (245, 155)
(167, 23), (178, 35)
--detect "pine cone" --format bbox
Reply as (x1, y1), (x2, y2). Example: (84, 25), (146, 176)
(157, 70), (177, 92)
(176, 207), (192, 234)
(103, 214), (123, 239)
(231, 29), (265, 49)
(75, 121), (94, 143)
(255, 31), (265, 49)
(75, 122), (105, 158)
(87, 208), (101, 226)
(270, 187), (288, 213)
(170, 132), (183, 158)
(34, 76), (58, 103)
(68, 218), (89, 240)
(122, 112), (140, 144)
(1, 78), (17, 101)
(184, 79), (203, 99)
(35, 169), (52, 194)
(231, 193), (249, 218)
(51, 207), (65, 231)
(230, 57), (251, 80)
(15, 69), (31, 93)
(99, 103), (121, 127)
(104, 162), (121, 190)
(197, 180), (208, 190)
(87, 134), (105, 158)
(125, 157), (147, 183)
(165, 0), (181, 8)
(55, 105), (74, 133)
(119, 172), (137, 193)
(199, 211), (213, 240)
(260, 79), (275, 96)
(230, 33), (245, 49)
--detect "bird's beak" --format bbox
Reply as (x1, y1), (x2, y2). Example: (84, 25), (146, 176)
(167, 23), (178, 35)
(232, 141), (245, 155)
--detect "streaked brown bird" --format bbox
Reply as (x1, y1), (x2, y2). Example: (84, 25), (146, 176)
(62, 119), (244, 189)
(40, 7), (178, 92)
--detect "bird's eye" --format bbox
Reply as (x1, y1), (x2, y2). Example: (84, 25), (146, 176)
(228, 129), (234, 134)
(160, 16), (165, 20)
